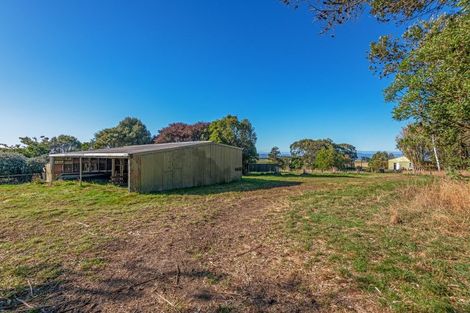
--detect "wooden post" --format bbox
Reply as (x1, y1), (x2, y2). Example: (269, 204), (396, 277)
(49, 156), (55, 185)
(127, 157), (131, 192)
(79, 157), (83, 186)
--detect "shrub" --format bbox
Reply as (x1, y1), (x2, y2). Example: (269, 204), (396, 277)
(0, 152), (28, 176)
(27, 155), (48, 173)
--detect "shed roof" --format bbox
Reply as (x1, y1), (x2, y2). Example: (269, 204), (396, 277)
(49, 141), (240, 158)
(388, 156), (411, 163)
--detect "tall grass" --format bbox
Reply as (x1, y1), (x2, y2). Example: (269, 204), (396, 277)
(390, 179), (470, 237)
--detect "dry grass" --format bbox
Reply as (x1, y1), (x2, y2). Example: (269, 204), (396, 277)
(390, 179), (470, 237)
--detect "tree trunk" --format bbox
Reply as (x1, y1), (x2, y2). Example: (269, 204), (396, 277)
(431, 134), (441, 171)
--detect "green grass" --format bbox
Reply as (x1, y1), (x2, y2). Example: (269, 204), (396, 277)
(0, 176), (308, 298)
(285, 176), (470, 312)
(1, 173), (468, 312)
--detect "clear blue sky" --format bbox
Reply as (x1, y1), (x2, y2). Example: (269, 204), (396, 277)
(0, 0), (406, 152)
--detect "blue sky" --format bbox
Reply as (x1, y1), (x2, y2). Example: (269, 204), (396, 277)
(0, 0), (406, 152)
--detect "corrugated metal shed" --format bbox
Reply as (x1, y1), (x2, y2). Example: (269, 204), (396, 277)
(48, 141), (243, 193)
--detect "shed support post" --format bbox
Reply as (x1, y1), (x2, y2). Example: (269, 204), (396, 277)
(79, 157), (83, 186)
(127, 157), (131, 193)
(49, 156), (55, 185)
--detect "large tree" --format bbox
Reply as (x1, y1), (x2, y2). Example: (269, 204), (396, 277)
(49, 135), (82, 154)
(94, 117), (152, 148)
(290, 138), (356, 169)
(154, 122), (209, 143)
(268, 146), (285, 167)
(290, 138), (335, 168)
(369, 151), (391, 171)
(396, 123), (433, 171)
(315, 146), (342, 171)
(208, 115), (258, 172)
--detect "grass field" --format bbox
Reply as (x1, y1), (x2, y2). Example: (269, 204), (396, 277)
(0, 173), (469, 312)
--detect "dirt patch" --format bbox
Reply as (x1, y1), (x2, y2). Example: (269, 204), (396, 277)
(21, 181), (382, 313)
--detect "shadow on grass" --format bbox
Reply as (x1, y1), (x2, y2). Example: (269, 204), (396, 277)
(159, 177), (302, 195)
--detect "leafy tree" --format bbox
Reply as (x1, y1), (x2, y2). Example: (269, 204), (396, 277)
(283, 0), (455, 32)
(336, 143), (358, 167)
(268, 146), (284, 167)
(288, 156), (304, 170)
(12, 136), (51, 157)
(94, 117), (152, 148)
(315, 147), (342, 171)
(208, 115), (258, 172)
(154, 122), (210, 143)
(370, 11), (470, 169)
(284, 1), (469, 170)
(290, 139), (356, 169)
(396, 124), (433, 170)
(369, 151), (391, 172)
(290, 138), (335, 169)
(49, 135), (82, 153)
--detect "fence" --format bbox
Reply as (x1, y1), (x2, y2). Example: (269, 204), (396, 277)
(0, 173), (43, 184)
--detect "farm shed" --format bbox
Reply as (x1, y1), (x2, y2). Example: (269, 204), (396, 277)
(47, 141), (242, 193)
(388, 156), (413, 171)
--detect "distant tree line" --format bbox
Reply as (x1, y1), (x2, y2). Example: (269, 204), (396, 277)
(0, 115), (258, 175)
(267, 139), (358, 171)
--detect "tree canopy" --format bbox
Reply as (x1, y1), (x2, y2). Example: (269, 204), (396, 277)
(208, 115), (258, 171)
(290, 138), (356, 170)
(369, 151), (393, 171)
(94, 117), (152, 149)
(268, 146), (284, 167)
(154, 122), (209, 143)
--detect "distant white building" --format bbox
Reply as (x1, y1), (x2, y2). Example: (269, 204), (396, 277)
(388, 156), (413, 171)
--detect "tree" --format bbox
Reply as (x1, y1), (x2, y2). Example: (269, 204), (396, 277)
(315, 147), (342, 171)
(49, 135), (82, 153)
(369, 12), (470, 169)
(13, 136), (51, 157)
(154, 122), (209, 143)
(284, 1), (468, 170)
(369, 151), (390, 172)
(290, 138), (335, 169)
(208, 115), (258, 172)
(336, 143), (358, 168)
(94, 117), (152, 148)
(289, 139), (356, 169)
(396, 124), (433, 170)
(268, 146), (284, 167)
(283, 0), (455, 32)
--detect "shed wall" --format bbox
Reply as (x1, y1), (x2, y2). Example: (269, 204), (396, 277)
(129, 143), (242, 193)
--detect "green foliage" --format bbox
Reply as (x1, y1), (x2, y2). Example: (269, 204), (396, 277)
(290, 138), (357, 170)
(49, 135), (81, 153)
(0, 152), (28, 175)
(369, 7), (470, 169)
(26, 155), (48, 174)
(268, 146), (284, 167)
(368, 151), (391, 171)
(209, 115), (258, 171)
(396, 123), (433, 170)
(314, 147), (343, 171)
(283, 0), (454, 31)
(94, 117), (152, 148)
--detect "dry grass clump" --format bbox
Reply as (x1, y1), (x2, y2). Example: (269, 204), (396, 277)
(390, 179), (470, 236)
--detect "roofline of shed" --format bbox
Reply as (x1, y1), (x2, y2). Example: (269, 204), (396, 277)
(49, 153), (129, 158)
(48, 141), (243, 158)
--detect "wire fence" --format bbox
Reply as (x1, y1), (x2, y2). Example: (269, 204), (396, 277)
(0, 173), (44, 184)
